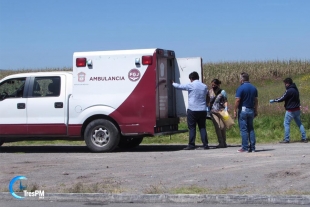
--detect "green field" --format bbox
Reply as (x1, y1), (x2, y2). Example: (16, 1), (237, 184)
(1, 59), (310, 146)
(147, 60), (310, 145)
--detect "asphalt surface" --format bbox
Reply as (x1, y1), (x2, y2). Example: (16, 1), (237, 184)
(0, 142), (310, 205)
(0, 200), (306, 207)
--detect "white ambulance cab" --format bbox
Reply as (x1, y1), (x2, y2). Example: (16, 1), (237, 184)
(0, 48), (203, 152)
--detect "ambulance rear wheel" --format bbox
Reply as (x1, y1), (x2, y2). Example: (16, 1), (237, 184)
(118, 136), (143, 149)
(84, 119), (120, 152)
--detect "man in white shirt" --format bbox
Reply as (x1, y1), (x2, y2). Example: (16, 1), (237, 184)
(172, 71), (209, 150)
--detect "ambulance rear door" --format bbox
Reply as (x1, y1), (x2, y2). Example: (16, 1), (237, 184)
(174, 57), (204, 117)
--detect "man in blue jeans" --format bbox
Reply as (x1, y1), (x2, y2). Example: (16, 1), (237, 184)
(234, 72), (258, 153)
(172, 71), (209, 150)
(270, 78), (307, 143)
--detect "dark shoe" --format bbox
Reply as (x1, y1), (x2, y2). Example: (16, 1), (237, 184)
(237, 148), (247, 153)
(301, 139), (308, 143)
(248, 149), (255, 153)
(279, 140), (289, 143)
(183, 146), (195, 150)
(216, 144), (227, 148)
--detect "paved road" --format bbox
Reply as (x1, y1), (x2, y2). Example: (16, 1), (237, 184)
(1, 143), (310, 205)
(0, 200), (305, 207)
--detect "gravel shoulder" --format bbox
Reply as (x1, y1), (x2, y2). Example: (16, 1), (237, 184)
(0, 143), (309, 195)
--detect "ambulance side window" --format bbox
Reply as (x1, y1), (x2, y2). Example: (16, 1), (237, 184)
(31, 77), (61, 97)
(0, 78), (26, 100)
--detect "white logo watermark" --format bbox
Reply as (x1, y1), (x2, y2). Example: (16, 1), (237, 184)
(23, 190), (44, 199)
(9, 176), (45, 199)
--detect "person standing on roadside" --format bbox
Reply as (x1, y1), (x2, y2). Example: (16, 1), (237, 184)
(172, 71), (209, 150)
(234, 72), (258, 153)
(207, 79), (228, 148)
(269, 78), (307, 143)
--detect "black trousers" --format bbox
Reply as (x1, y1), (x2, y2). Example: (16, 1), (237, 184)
(187, 109), (208, 148)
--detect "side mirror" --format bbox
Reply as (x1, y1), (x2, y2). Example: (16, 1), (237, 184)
(0, 92), (8, 100)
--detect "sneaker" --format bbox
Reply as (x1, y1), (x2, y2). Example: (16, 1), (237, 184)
(279, 140), (289, 143)
(301, 139), (308, 143)
(237, 148), (247, 153)
(183, 146), (195, 150)
(248, 149), (255, 153)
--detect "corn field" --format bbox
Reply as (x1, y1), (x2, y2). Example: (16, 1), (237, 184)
(202, 59), (310, 84)
(0, 67), (72, 80)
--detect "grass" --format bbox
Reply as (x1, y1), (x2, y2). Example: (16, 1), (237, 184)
(1, 60), (310, 147)
(60, 181), (124, 194)
(142, 115), (310, 146)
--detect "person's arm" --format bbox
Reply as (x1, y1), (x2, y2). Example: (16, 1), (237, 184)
(172, 81), (189, 91)
(221, 90), (228, 111)
(270, 90), (288, 103)
(206, 91), (210, 107)
(224, 101), (228, 111)
(234, 98), (240, 119)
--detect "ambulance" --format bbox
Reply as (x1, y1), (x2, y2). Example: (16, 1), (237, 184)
(0, 48), (203, 152)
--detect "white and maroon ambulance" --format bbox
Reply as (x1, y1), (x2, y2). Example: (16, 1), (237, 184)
(0, 48), (203, 152)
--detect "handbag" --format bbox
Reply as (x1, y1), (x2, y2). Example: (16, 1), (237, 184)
(218, 110), (235, 129)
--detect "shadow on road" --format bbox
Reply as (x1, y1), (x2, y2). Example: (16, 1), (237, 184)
(0, 145), (191, 153)
(0, 145), (90, 153)
(0, 144), (246, 153)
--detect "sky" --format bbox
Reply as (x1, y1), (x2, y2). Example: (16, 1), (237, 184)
(0, 0), (309, 70)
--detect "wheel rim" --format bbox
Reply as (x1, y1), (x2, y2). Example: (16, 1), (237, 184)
(91, 127), (110, 147)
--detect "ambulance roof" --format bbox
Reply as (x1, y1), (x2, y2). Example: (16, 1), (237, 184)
(73, 48), (159, 57)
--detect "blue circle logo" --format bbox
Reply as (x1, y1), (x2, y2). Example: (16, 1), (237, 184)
(9, 176), (27, 199)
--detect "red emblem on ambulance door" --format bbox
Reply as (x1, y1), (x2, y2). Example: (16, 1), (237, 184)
(128, 69), (141, 82)
(78, 72), (86, 82)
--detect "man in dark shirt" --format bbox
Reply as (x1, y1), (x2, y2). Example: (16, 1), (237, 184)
(234, 72), (258, 153)
(270, 78), (307, 143)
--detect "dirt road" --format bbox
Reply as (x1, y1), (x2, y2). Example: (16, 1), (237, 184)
(0, 143), (309, 195)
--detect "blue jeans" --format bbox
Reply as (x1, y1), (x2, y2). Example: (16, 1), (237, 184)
(284, 110), (307, 141)
(187, 109), (208, 148)
(238, 108), (256, 151)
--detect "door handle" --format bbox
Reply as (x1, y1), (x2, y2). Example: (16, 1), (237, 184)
(54, 102), (63, 108)
(17, 103), (26, 109)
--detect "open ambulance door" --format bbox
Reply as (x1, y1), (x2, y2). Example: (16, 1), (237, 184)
(174, 57), (204, 117)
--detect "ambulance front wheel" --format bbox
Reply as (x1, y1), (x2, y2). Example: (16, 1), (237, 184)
(84, 119), (120, 152)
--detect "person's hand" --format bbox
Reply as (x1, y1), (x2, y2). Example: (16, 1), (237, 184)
(233, 111), (237, 119)
(224, 106), (228, 111)
(269, 99), (275, 103)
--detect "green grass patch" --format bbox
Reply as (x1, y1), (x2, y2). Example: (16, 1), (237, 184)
(142, 114), (309, 146)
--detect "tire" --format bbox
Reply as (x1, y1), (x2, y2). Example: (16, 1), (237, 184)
(118, 136), (143, 149)
(84, 119), (120, 152)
